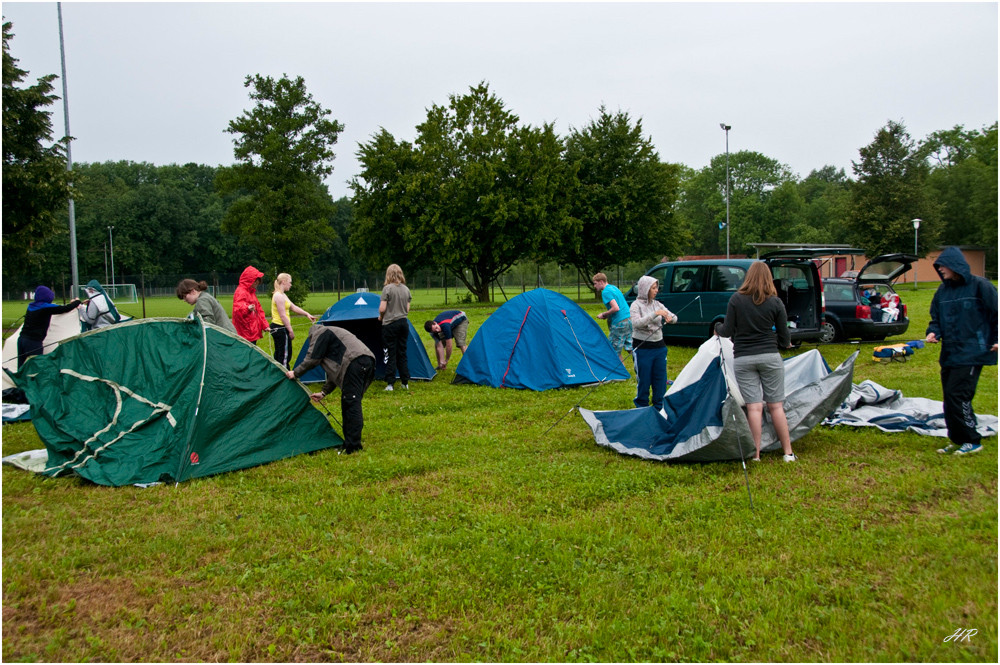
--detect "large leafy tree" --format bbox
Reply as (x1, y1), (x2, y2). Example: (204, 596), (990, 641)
(846, 120), (939, 256)
(351, 82), (574, 302)
(675, 151), (797, 256)
(216, 74), (343, 301)
(2, 21), (73, 277)
(303, 197), (368, 290)
(924, 122), (997, 273)
(794, 166), (852, 245)
(561, 107), (681, 292)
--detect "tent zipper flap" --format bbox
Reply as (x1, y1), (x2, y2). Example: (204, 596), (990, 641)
(501, 305), (531, 388)
(175, 315), (209, 485)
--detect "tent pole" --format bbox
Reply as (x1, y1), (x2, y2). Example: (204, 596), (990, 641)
(175, 315), (209, 485)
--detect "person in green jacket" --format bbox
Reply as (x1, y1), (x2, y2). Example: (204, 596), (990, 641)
(176, 279), (236, 333)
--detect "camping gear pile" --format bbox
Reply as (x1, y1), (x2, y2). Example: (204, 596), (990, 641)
(822, 378), (999, 437)
(872, 340), (924, 363)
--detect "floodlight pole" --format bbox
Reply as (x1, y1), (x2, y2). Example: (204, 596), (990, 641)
(108, 226), (115, 287)
(58, 2), (80, 297)
(911, 219), (921, 290)
(720, 123), (732, 259)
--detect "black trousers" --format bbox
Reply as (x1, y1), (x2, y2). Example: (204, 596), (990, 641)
(341, 356), (375, 451)
(17, 336), (44, 368)
(381, 318), (410, 386)
(269, 323), (292, 368)
(941, 365), (984, 445)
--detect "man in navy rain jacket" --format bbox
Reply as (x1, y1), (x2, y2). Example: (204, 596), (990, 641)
(925, 247), (998, 455)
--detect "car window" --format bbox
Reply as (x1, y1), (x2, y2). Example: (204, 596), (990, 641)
(708, 266), (745, 292)
(860, 259), (907, 281)
(647, 266), (669, 290)
(826, 283), (854, 301)
(670, 266), (706, 293)
(771, 265), (812, 290)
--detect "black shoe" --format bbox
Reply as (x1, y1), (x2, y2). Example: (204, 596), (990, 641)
(340, 444), (363, 455)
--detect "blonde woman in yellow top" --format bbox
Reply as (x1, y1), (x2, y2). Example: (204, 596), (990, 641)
(270, 273), (317, 368)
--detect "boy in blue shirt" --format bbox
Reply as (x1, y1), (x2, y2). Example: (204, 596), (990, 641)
(592, 273), (633, 363)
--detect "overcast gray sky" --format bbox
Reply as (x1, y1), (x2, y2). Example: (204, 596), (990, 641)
(3, 1), (997, 199)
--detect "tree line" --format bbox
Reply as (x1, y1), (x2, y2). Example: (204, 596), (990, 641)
(4, 22), (997, 302)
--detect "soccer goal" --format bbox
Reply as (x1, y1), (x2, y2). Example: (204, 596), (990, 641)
(79, 283), (138, 304)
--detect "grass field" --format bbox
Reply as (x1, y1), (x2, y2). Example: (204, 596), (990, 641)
(2, 285), (997, 662)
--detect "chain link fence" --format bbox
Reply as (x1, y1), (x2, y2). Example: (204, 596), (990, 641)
(4, 261), (659, 305)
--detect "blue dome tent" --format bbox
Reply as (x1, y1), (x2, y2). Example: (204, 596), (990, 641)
(292, 292), (436, 383)
(453, 289), (629, 390)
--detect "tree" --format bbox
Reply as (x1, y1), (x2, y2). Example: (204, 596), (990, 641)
(6, 160), (246, 295)
(924, 123), (997, 274)
(2, 21), (72, 277)
(561, 107), (681, 292)
(351, 82), (574, 302)
(303, 197), (368, 290)
(847, 120), (939, 256)
(794, 166), (852, 245)
(674, 151), (797, 256)
(215, 74), (344, 302)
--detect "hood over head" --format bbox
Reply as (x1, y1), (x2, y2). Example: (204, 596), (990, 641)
(239, 266), (265, 290)
(636, 275), (658, 302)
(33, 286), (55, 304)
(933, 247), (972, 284)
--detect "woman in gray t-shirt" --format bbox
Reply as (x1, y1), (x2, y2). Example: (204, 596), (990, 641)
(379, 264), (412, 391)
(714, 261), (796, 462)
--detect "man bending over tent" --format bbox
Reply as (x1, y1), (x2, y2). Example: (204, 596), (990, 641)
(424, 310), (469, 369)
(286, 324), (375, 455)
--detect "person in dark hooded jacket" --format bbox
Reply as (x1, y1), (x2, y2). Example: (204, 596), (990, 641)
(925, 247), (998, 456)
(17, 286), (82, 366)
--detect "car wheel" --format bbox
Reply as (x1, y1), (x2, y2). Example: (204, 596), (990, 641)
(819, 321), (838, 343)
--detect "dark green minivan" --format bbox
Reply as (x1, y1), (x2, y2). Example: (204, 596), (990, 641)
(624, 250), (847, 343)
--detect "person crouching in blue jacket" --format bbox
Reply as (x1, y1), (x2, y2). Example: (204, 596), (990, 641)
(925, 247), (998, 456)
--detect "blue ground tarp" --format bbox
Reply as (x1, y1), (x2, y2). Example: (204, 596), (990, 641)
(453, 289), (629, 390)
(292, 292), (436, 383)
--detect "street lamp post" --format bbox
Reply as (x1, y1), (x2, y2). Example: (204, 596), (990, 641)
(911, 219), (921, 290)
(720, 123), (731, 259)
(108, 226), (115, 288)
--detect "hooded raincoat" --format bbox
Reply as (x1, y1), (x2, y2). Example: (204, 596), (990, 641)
(232, 266), (269, 342)
(927, 247), (998, 368)
(79, 280), (121, 331)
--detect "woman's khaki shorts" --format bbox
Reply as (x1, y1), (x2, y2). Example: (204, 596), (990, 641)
(733, 352), (785, 404)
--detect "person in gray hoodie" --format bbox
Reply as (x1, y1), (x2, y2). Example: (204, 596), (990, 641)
(629, 275), (677, 411)
(925, 247), (998, 456)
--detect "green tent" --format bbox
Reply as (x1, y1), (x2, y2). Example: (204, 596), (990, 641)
(7, 317), (343, 486)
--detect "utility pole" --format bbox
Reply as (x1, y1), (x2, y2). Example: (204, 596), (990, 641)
(58, 3), (80, 295)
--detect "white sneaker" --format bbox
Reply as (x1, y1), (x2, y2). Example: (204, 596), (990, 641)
(783, 453), (798, 463)
(401, 383), (409, 390)
(384, 385), (393, 392)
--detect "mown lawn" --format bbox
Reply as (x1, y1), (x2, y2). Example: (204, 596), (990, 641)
(2, 285), (996, 662)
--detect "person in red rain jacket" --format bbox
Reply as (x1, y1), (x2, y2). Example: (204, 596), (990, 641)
(232, 266), (269, 343)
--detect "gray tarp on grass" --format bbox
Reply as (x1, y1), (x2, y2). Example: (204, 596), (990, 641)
(822, 379), (998, 438)
(580, 337), (858, 462)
